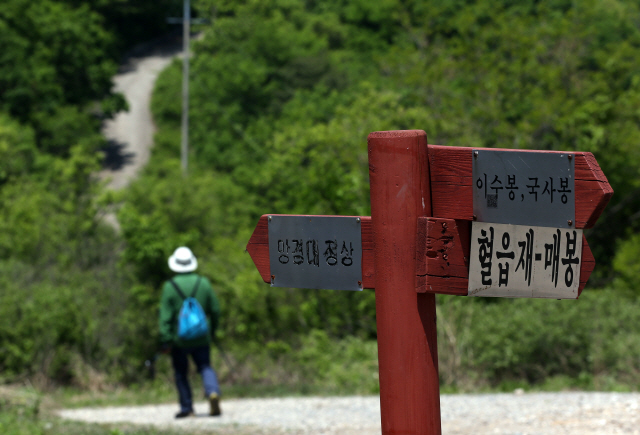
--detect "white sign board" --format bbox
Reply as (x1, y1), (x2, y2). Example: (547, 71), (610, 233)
(468, 222), (583, 299)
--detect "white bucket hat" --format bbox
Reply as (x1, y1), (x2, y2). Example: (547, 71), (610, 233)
(168, 246), (198, 273)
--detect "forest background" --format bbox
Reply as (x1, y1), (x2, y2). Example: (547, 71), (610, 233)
(2, 0), (640, 403)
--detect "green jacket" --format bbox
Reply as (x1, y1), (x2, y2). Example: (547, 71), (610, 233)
(159, 273), (220, 348)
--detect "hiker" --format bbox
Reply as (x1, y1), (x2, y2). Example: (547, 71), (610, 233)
(159, 246), (222, 418)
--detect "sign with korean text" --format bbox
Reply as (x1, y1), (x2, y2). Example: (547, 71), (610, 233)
(246, 132), (613, 435)
(267, 215), (363, 291)
(473, 150), (575, 228)
(468, 222), (583, 299)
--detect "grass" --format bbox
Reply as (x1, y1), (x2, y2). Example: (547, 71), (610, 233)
(5, 288), (640, 434)
(0, 385), (159, 435)
(0, 333), (380, 435)
(1, 384), (262, 435)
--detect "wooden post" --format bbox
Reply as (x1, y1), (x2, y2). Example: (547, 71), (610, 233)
(368, 130), (441, 434)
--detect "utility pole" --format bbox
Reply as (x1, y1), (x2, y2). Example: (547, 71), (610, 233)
(168, 1), (193, 175)
(171, 1), (208, 175)
(181, 0), (190, 175)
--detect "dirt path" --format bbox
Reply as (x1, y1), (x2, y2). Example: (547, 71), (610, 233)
(58, 392), (640, 434)
(99, 34), (181, 190)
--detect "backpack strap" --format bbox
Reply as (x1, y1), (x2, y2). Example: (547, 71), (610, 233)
(189, 276), (202, 298)
(169, 279), (187, 300)
(170, 276), (202, 300)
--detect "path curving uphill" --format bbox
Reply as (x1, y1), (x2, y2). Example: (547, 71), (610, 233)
(100, 34), (181, 190)
(58, 392), (640, 434)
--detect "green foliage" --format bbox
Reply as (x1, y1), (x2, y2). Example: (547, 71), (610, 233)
(0, 1), (116, 120)
(0, 388), (41, 435)
(612, 233), (640, 295)
(295, 330), (379, 394)
(124, 0), (640, 394)
(118, 165), (254, 284)
(197, 331), (380, 397)
(90, 0), (178, 52)
(0, 0), (185, 389)
(0, 258), (125, 385)
(0, 113), (36, 184)
(4, 0), (640, 395)
(32, 106), (105, 157)
(188, 0), (345, 170)
(0, 0), (172, 165)
(436, 291), (640, 391)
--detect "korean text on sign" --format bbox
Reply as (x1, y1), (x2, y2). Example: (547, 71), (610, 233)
(468, 222), (583, 299)
(276, 238), (356, 267)
(472, 150), (575, 228)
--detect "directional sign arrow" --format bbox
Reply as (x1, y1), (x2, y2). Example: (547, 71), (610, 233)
(247, 215), (596, 297)
(428, 146), (613, 228)
(415, 217), (596, 298)
(417, 145), (611, 299)
(246, 215), (375, 289)
(247, 147), (610, 299)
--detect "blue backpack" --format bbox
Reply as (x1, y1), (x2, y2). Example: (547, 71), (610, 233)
(170, 277), (209, 340)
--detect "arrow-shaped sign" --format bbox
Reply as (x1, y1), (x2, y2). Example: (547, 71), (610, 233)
(414, 217), (596, 298)
(428, 146), (613, 228)
(246, 214), (375, 290)
(246, 147), (610, 299)
(246, 215), (597, 298)
(419, 146), (611, 298)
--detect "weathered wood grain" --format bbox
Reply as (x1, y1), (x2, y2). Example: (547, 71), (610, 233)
(574, 153), (614, 228)
(429, 145), (474, 221)
(416, 217), (469, 295)
(578, 235), (594, 297)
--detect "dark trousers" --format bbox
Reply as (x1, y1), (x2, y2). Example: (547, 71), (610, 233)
(171, 345), (220, 413)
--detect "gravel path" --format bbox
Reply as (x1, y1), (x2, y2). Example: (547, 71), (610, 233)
(58, 392), (640, 434)
(97, 34), (181, 229)
(99, 34), (181, 190)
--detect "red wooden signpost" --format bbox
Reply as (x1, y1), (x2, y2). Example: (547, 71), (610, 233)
(246, 130), (613, 434)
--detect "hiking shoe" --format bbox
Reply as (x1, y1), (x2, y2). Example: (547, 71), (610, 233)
(209, 393), (221, 416)
(175, 410), (195, 419)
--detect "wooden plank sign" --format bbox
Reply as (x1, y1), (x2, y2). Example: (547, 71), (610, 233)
(414, 217), (596, 297)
